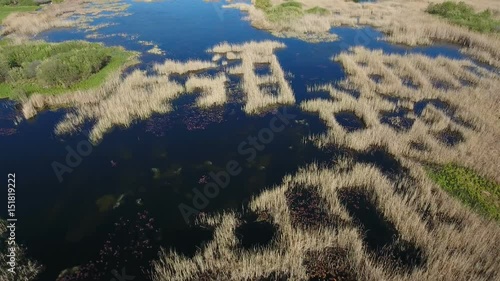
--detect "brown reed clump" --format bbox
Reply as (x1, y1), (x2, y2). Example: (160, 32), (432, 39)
(225, 0), (500, 67)
(185, 73), (229, 107)
(21, 40), (296, 142)
(301, 46), (500, 183)
(208, 40), (296, 114)
(1, 0), (130, 41)
(151, 161), (500, 280)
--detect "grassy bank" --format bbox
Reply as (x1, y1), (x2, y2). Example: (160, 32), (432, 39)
(0, 5), (37, 23)
(0, 0), (45, 23)
(426, 1), (500, 33)
(426, 163), (500, 221)
(0, 40), (137, 99)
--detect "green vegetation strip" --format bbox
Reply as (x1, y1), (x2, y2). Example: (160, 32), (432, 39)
(426, 1), (500, 33)
(255, 0), (329, 22)
(0, 40), (137, 99)
(0, 0), (46, 22)
(0, 5), (37, 22)
(426, 163), (500, 221)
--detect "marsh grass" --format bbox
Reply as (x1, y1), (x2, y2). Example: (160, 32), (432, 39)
(305, 6), (329, 16)
(152, 162), (500, 280)
(426, 1), (500, 33)
(185, 73), (228, 107)
(302, 47), (500, 183)
(208, 40), (295, 113)
(1, 0), (130, 40)
(426, 163), (500, 221)
(226, 0), (500, 66)
(223, 2), (337, 42)
(22, 40), (295, 141)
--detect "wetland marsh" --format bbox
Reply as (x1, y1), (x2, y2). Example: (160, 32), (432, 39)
(0, 0), (499, 281)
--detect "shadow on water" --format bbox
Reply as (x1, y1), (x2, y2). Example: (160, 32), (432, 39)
(335, 111), (366, 132)
(235, 211), (277, 250)
(338, 188), (426, 273)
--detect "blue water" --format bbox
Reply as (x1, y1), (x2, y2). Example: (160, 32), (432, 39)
(0, 0), (473, 280)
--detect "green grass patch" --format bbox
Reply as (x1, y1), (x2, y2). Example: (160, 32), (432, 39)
(0, 40), (137, 99)
(0, 5), (38, 23)
(426, 1), (500, 33)
(267, 3), (304, 22)
(426, 163), (500, 221)
(256, 0), (310, 22)
(256, 1), (331, 22)
(255, 0), (272, 10)
(306, 6), (329, 16)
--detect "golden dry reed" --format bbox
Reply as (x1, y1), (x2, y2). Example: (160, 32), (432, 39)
(152, 161), (500, 280)
(301, 46), (500, 183)
(225, 0), (500, 67)
(223, 2), (338, 43)
(21, 40), (295, 142)
(208, 40), (295, 113)
(1, 0), (131, 41)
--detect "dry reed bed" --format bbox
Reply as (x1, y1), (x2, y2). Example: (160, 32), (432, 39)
(22, 40), (295, 142)
(223, 2), (338, 43)
(301, 47), (500, 183)
(1, 0), (130, 41)
(225, 0), (500, 67)
(208, 41), (295, 113)
(152, 161), (500, 280)
(185, 73), (229, 107)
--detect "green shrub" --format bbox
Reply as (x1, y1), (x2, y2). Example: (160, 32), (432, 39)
(426, 1), (500, 33)
(0, 41), (135, 98)
(22, 60), (41, 79)
(2, 41), (87, 68)
(37, 49), (111, 87)
(7, 67), (26, 83)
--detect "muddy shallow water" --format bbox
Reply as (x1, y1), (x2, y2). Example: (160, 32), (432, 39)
(0, 0), (472, 280)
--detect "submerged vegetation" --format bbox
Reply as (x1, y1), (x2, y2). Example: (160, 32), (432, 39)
(0, 40), (137, 98)
(426, 1), (500, 33)
(426, 163), (500, 221)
